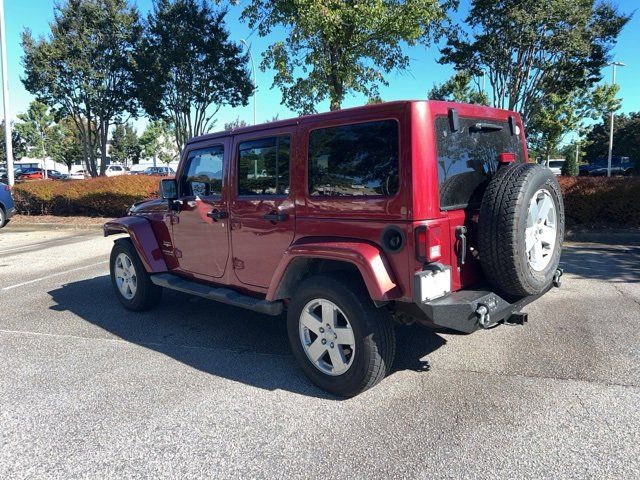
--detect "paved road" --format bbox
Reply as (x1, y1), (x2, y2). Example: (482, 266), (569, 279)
(1, 226), (639, 479)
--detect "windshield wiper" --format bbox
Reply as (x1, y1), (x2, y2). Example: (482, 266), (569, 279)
(469, 123), (503, 133)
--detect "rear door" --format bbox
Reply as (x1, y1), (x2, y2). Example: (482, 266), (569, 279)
(434, 114), (526, 288)
(170, 140), (230, 279)
(229, 129), (296, 288)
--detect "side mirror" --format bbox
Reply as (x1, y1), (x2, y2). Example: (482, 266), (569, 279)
(159, 179), (178, 200)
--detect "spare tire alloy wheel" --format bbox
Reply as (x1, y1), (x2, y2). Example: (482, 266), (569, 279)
(526, 189), (557, 271)
(299, 299), (356, 376)
(478, 163), (565, 298)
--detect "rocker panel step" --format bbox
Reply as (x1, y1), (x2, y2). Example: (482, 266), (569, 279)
(150, 273), (284, 316)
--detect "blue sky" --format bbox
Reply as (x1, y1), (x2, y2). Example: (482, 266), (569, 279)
(2, 0), (638, 132)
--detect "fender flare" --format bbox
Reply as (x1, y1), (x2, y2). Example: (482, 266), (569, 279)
(103, 216), (167, 273)
(266, 240), (401, 302)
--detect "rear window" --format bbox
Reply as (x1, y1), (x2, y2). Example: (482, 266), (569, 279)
(435, 116), (524, 210)
(308, 120), (399, 196)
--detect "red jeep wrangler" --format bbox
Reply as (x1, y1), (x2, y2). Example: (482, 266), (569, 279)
(104, 101), (564, 397)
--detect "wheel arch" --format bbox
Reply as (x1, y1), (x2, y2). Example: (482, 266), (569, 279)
(103, 216), (167, 273)
(267, 240), (401, 303)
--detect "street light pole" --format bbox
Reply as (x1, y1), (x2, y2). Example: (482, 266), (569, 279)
(0, 0), (14, 186)
(607, 61), (625, 177)
(241, 39), (257, 126)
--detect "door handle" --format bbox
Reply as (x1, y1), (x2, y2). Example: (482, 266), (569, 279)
(207, 210), (228, 221)
(262, 212), (289, 222)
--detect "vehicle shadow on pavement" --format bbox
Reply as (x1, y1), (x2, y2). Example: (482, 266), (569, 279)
(48, 275), (446, 399)
(561, 244), (640, 283)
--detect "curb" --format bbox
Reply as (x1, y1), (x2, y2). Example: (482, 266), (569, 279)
(7, 222), (105, 232)
(565, 230), (640, 246)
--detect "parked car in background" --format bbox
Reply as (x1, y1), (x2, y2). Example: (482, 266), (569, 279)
(543, 159), (564, 176)
(141, 166), (175, 176)
(69, 170), (90, 180)
(580, 156), (637, 176)
(0, 182), (15, 228)
(105, 165), (127, 177)
(16, 168), (48, 181)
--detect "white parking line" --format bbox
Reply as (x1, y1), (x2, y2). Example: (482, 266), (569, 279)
(1, 261), (109, 292)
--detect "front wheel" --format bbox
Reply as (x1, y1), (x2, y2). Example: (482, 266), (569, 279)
(0, 207), (6, 228)
(110, 239), (162, 311)
(287, 274), (396, 397)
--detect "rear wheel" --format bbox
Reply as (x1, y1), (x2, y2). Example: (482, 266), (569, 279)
(287, 274), (396, 397)
(110, 239), (162, 311)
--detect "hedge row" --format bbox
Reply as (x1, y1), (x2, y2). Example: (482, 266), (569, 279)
(13, 175), (640, 227)
(13, 175), (160, 217)
(558, 176), (640, 228)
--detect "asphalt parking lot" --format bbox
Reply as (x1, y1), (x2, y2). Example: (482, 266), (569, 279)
(1, 225), (639, 479)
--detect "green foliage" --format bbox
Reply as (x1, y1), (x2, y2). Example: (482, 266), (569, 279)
(241, 0), (447, 114)
(139, 120), (178, 165)
(21, 0), (141, 176)
(111, 123), (141, 166)
(136, 0), (253, 150)
(440, 0), (630, 127)
(584, 112), (640, 163)
(428, 71), (489, 105)
(0, 122), (26, 163)
(224, 117), (249, 131)
(48, 117), (84, 172)
(15, 101), (55, 159)
(560, 143), (580, 176)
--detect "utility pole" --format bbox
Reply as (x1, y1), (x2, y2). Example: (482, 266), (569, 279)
(241, 39), (257, 126)
(607, 61), (625, 177)
(0, 0), (14, 186)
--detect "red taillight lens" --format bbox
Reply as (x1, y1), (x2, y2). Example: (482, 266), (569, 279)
(498, 152), (516, 164)
(3, 185), (9, 191)
(415, 225), (442, 263)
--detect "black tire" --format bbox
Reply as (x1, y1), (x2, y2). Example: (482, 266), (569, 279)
(109, 238), (162, 311)
(478, 163), (564, 297)
(287, 274), (396, 397)
(0, 206), (6, 228)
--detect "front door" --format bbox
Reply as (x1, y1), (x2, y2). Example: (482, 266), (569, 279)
(171, 142), (229, 279)
(230, 131), (296, 288)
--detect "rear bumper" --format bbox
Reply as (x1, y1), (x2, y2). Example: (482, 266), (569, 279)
(414, 288), (547, 333)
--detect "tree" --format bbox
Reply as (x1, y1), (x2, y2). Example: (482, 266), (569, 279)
(136, 0), (253, 151)
(0, 122), (26, 164)
(428, 71), (489, 105)
(22, 0), (141, 177)
(48, 118), (84, 173)
(584, 112), (640, 163)
(224, 117), (248, 131)
(111, 123), (141, 167)
(241, 0), (447, 114)
(140, 120), (178, 165)
(440, 0), (629, 127)
(559, 142), (581, 176)
(15, 101), (55, 160)
(527, 84), (620, 162)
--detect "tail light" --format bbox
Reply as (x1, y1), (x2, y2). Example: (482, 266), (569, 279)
(498, 152), (516, 164)
(415, 225), (442, 263)
(2, 185), (9, 191)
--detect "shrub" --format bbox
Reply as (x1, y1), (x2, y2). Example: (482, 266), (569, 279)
(13, 175), (161, 217)
(558, 176), (640, 227)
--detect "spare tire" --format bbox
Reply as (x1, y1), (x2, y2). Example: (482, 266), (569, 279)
(477, 163), (564, 297)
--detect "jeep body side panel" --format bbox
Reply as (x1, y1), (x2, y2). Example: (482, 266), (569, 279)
(267, 240), (400, 302)
(104, 216), (168, 273)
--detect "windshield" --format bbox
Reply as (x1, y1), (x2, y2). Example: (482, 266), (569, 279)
(549, 161), (564, 168)
(435, 116), (525, 210)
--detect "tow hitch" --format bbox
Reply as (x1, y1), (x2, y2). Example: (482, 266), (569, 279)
(553, 268), (564, 288)
(504, 311), (528, 326)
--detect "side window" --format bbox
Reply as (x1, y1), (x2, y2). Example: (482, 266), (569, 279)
(238, 135), (290, 196)
(182, 145), (224, 197)
(308, 120), (399, 196)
